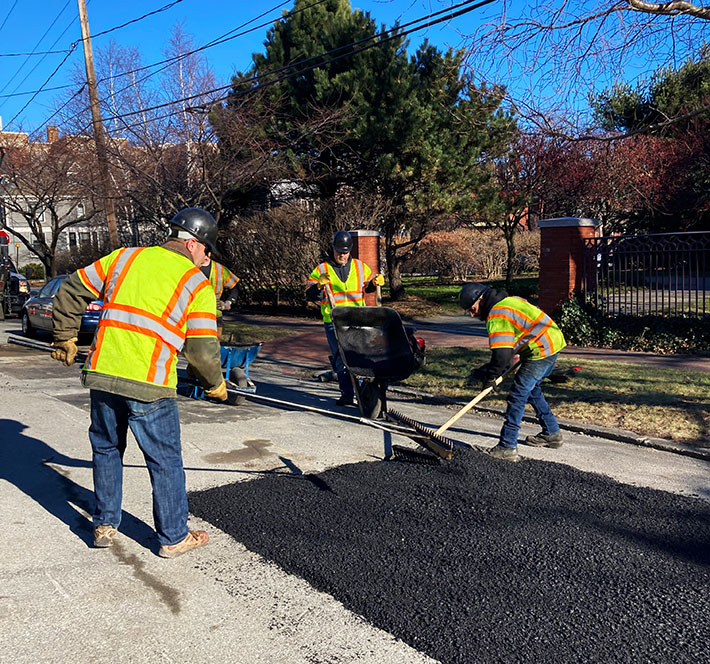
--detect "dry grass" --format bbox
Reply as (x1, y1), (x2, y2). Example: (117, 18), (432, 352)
(401, 348), (710, 446)
(220, 321), (297, 345)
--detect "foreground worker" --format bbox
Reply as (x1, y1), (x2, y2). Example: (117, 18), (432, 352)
(51, 207), (227, 557)
(306, 230), (385, 406)
(198, 255), (240, 339)
(461, 282), (566, 462)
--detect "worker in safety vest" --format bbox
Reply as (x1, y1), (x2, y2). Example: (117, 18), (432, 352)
(306, 230), (385, 406)
(51, 207), (227, 558)
(461, 282), (567, 462)
(199, 256), (240, 339)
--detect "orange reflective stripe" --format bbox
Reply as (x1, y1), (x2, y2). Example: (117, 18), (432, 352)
(187, 310), (217, 322)
(163, 266), (201, 319)
(110, 249), (144, 303)
(175, 279), (211, 328)
(99, 319), (178, 351)
(186, 327), (219, 338)
(104, 302), (184, 340)
(146, 339), (164, 383)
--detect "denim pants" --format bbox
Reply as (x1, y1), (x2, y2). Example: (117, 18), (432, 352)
(89, 390), (189, 546)
(499, 353), (561, 449)
(324, 322), (354, 397)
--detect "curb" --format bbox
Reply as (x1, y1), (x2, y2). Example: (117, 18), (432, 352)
(388, 385), (710, 463)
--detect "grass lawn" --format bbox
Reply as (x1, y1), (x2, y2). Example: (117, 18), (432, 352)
(220, 320), (297, 345)
(401, 347), (710, 446)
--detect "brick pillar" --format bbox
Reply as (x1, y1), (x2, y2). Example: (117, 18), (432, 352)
(349, 230), (380, 306)
(538, 217), (600, 314)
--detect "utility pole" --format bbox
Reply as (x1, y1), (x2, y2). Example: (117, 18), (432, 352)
(77, 0), (120, 250)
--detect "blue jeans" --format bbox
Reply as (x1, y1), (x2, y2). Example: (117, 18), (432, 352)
(324, 322), (354, 398)
(89, 390), (189, 546)
(499, 354), (561, 449)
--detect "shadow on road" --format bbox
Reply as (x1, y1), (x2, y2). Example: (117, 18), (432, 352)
(0, 419), (154, 550)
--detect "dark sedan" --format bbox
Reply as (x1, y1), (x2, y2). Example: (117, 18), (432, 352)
(21, 274), (103, 342)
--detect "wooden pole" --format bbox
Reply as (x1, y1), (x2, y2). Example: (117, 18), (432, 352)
(77, 0), (120, 250)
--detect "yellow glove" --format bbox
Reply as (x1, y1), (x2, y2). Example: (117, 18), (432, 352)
(317, 273), (330, 288)
(51, 337), (78, 367)
(204, 379), (228, 401)
(373, 273), (385, 287)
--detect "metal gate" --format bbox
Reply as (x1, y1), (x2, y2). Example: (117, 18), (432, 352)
(582, 231), (710, 317)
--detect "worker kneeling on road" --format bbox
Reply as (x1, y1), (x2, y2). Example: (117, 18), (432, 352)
(306, 230), (385, 407)
(461, 282), (566, 462)
(51, 207), (227, 558)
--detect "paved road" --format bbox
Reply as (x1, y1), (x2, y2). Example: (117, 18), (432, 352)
(1, 318), (709, 663)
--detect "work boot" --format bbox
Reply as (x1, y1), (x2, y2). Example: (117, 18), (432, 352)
(487, 444), (520, 462)
(335, 395), (354, 406)
(159, 530), (209, 559)
(93, 525), (118, 548)
(525, 431), (564, 448)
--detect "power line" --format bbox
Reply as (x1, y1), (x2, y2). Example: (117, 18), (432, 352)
(86, 0), (186, 40)
(0, 0), (73, 97)
(0, 0), (19, 33)
(103, 0), (497, 131)
(0, 50), (70, 57)
(4, 44), (78, 129)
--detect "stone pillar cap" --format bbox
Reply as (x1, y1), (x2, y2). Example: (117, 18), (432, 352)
(538, 217), (599, 228)
(348, 230), (381, 237)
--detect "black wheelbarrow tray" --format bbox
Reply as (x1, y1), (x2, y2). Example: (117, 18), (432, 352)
(330, 305), (424, 419)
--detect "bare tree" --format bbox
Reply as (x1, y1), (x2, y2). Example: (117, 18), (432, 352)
(0, 133), (99, 276)
(465, 0), (710, 134)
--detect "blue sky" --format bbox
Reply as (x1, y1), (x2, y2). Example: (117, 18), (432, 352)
(0, 0), (493, 135)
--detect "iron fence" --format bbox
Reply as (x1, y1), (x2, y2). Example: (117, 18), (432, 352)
(582, 231), (710, 317)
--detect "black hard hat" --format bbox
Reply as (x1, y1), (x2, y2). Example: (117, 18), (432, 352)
(169, 207), (218, 253)
(459, 282), (489, 310)
(332, 230), (353, 254)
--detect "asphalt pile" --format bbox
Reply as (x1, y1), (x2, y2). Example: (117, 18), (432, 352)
(190, 449), (710, 663)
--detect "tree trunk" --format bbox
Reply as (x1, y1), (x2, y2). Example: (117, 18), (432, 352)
(384, 236), (406, 300)
(505, 231), (516, 293)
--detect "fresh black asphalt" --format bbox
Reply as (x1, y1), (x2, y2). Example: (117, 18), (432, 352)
(190, 448), (710, 663)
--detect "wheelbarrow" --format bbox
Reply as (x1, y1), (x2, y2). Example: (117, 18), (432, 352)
(191, 342), (262, 405)
(330, 304), (425, 420)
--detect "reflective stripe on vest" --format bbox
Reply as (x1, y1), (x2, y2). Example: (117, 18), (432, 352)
(82, 246), (217, 387)
(209, 261), (239, 299)
(307, 259), (368, 323)
(486, 297), (566, 359)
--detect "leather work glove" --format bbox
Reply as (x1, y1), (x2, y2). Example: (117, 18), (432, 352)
(204, 379), (228, 402)
(51, 337), (78, 367)
(317, 273), (331, 288)
(373, 273), (385, 286)
(481, 379), (499, 392)
(217, 300), (232, 311)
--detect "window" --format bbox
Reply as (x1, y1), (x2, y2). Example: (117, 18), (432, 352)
(76, 203), (85, 219)
(69, 232), (77, 248)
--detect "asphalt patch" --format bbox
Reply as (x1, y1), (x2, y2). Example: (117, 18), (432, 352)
(190, 450), (710, 663)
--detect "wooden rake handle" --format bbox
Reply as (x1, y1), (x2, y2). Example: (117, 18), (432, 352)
(433, 360), (520, 436)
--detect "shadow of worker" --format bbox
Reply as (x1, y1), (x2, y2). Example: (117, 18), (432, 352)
(0, 419), (154, 549)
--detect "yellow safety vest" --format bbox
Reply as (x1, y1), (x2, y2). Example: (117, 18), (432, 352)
(77, 246), (218, 388)
(208, 260), (239, 319)
(307, 259), (372, 323)
(487, 296), (566, 360)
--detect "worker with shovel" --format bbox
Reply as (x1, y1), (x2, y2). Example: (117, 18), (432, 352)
(50, 207), (227, 557)
(461, 282), (566, 462)
(306, 230), (385, 406)
(199, 255), (240, 340)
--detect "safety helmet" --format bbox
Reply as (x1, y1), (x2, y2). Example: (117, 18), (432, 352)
(332, 230), (353, 254)
(459, 282), (490, 310)
(169, 207), (218, 253)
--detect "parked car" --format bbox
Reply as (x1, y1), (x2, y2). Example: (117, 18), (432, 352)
(21, 274), (103, 341)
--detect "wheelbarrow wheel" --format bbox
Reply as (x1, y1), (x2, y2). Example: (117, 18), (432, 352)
(358, 381), (383, 420)
(228, 366), (248, 406)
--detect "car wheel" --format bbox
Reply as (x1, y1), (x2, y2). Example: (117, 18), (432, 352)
(21, 312), (35, 337)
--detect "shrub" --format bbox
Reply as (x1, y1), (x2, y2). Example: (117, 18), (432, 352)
(21, 263), (45, 280)
(557, 295), (710, 354)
